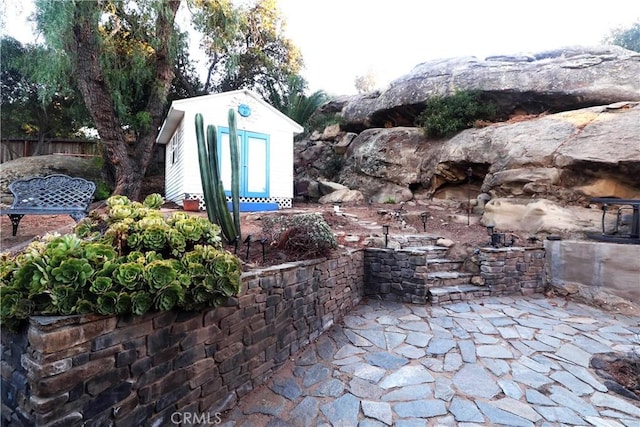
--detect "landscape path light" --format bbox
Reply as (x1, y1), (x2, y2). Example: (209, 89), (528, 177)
(382, 224), (390, 248)
(420, 212), (429, 232)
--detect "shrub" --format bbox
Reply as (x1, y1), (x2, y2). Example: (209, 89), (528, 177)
(324, 153), (344, 179)
(93, 180), (112, 201)
(416, 90), (497, 138)
(0, 194), (242, 330)
(306, 112), (344, 135)
(262, 213), (337, 260)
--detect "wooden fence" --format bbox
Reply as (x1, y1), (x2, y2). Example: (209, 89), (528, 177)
(0, 138), (165, 166)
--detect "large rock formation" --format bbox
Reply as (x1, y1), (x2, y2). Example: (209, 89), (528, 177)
(297, 46), (640, 208)
(339, 45), (640, 130)
(333, 102), (640, 203)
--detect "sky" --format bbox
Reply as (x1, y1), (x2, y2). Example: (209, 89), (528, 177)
(3, 0), (639, 96)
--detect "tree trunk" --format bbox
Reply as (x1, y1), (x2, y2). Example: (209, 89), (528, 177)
(67, 1), (180, 200)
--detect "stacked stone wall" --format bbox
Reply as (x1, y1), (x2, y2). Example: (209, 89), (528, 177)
(0, 250), (364, 426)
(363, 248), (432, 303)
(364, 246), (546, 303)
(479, 247), (546, 295)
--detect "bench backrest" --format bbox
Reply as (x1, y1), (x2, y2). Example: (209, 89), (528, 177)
(8, 174), (96, 210)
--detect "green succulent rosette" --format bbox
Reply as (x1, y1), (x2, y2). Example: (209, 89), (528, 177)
(131, 291), (153, 315)
(106, 195), (131, 207)
(83, 243), (117, 264)
(144, 260), (177, 290)
(50, 285), (79, 315)
(51, 258), (94, 287)
(167, 229), (187, 255)
(108, 204), (137, 221)
(136, 215), (166, 230)
(126, 251), (146, 263)
(173, 218), (203, 241)
(89, 276), (114, 294)
(96, 291), (118, 315)
(154, 283), (185, 311)
(113, 262), (145, 290)
(143, 193), (164, 209)
(145, 251), (164, 263)
(115, 292), (133, 314)
(75, 299), (95, 315)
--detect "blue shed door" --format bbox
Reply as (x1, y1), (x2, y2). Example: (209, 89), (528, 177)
(218, 128), (270, 198)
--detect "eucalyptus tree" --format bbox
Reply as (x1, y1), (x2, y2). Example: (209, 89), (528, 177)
(33, 0), (304, 200)
(34, 0), (182, 199)
(0, 37), (92, 151)
(604, 20), (640, 53)
(191, 0), (303, 98)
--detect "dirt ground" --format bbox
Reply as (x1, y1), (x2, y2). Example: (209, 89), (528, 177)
(0, 199), (493, 258)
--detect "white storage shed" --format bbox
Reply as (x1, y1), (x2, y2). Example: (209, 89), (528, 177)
(156, 89), (303, 211)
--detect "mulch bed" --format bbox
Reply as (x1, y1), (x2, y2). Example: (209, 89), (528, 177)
(591, 352), (640, 401)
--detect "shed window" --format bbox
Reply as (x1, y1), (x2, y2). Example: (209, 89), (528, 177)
(170, 126), (183, 164)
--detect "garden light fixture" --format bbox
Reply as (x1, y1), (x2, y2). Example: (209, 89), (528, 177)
(420, 212), (429, 232)
(382, 224), (390, 248)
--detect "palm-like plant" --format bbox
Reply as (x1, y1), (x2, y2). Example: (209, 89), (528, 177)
(266, 74), (328, 137)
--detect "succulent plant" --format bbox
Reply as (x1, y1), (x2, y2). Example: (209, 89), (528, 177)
(0, 194), (243, 330)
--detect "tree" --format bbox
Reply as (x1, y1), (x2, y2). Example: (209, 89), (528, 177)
(266, 74), (328, 137)
(191, 0), (303, 98)
(354, 68), (377, 94)
(604, 20), (640, 52)
(34, 0), (181, 199)
(0, 37), (92, 152)
(32, 0), (303, 200)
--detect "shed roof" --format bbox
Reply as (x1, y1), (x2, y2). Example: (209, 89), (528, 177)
(156, 89), (304, 144)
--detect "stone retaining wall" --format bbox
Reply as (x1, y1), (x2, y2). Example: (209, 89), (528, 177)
(363, 247), (437, 303)
(364, 246), (546, 303)
(479, 247), (546, 295)
(1, 250), (364, 427)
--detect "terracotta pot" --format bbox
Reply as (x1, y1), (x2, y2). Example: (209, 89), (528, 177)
(183, 199), (200, 211)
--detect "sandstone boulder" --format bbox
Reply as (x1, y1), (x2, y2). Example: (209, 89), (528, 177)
(482, 198), (603, 234)
(333, 102), (639, 203)
(318, 180), (348, 195)
(318, 189), (365, 205)
(341, 46), (640, 129)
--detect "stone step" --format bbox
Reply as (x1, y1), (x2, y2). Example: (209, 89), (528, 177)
(407, 245), (449, 260)
(426, 258), (464, 272)
(428, 284), (490, 304)
(427, 271), (474, 287)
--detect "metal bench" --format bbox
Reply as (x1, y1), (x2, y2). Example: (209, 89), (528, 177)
(0, 174), (96, 236)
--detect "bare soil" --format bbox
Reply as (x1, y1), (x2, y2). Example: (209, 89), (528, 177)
(1, 199), (493, 263)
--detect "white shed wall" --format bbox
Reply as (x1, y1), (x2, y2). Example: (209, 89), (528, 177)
(161, 90), (300, 207)
(268, 129), (294, 198)
(164, 121), (186, 202)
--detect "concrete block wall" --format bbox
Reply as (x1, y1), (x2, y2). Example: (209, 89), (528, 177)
(545, 239), (640, 305)
(0, 250), (364, 427)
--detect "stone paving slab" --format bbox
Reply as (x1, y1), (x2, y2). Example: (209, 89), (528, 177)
(222, 296), (640, 426)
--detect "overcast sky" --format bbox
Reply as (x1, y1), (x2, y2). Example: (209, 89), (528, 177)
(3, 0), (639, 96)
